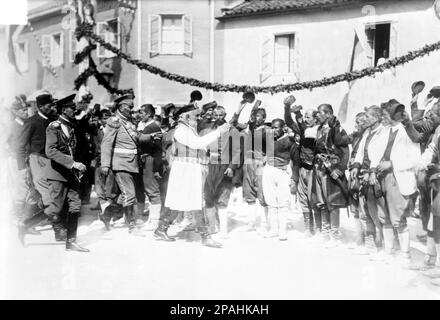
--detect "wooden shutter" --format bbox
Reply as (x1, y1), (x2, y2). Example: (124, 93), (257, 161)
(389, 22), (398, 75)
(355, 25), (373, 67)
(69, 30), (78, 62)
(183, 15), (193, 57)
(149, 14), (161, 58)
(58, 32), (64, 66)
(41, 35), (51, 67)
(293, 33), (300, 81)
(259, 34), (274, 83)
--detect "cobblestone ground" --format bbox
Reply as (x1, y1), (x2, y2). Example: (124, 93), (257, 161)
(0, 189), (439, 300)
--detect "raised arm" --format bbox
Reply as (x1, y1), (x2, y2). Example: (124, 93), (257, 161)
(174, 125), (223, 150)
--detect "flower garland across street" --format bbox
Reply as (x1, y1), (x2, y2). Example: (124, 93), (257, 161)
(74, 23), (440, 94)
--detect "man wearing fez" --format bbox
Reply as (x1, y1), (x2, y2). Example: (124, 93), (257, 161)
(198, 101), (217, 133)
(189, 90), (203, 108)
(17, 91), (65, 243)
(100, 94), (156, 236)
(44, 94), (89, 252)
(310, 104), (350, 247)
(154, 105), (230, 247)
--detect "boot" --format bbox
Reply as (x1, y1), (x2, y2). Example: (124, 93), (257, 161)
(408, 236), (436, 271)
(154, 222), (176, 242)
(17, 210), (47, 246)
(126, 206), (146, 237)
(264, 207), (278, 238)
(201, 233), (222, 248)
(278, 207), (288, 241)
(395, 228), (411, 266)
(181, 211), (196, 231)
(65, 213), (89, 252)
(204, 207), (218, 235)
(99, 201), (112, 231)
(218, 208), (229, 239)
(423, 244), (440, 278)
(52, 221), (67, 242)
(143, 203), (161, 231)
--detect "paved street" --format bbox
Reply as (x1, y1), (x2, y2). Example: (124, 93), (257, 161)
(0, 189), (439, 300)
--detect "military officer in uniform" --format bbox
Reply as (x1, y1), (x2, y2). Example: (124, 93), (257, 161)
(44, 94), (89, 252)
(101, 94), (157, 236)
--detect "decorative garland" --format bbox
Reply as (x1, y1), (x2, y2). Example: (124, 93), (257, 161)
(73, 53), (134, 96)
(27, 22), (58, 77)
(75, 23), (440, 93)
(73, 43), (96, 65)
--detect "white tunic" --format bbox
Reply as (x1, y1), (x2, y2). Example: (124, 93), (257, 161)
(164, 123), (221, 211)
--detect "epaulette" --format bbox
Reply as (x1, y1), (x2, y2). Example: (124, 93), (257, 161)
(48, 120), (61, 129)
(107, 116), (121, 129)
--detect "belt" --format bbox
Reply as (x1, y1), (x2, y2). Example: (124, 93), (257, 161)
(114, 148), (138, 155)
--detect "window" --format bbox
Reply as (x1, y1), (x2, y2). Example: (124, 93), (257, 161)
(149, 14), (192, 57)
(274, 34), (295, 74)
(97, 18), (120, 58)
(41, 33), (64, 67)
(360, 22), (397, 68)
(161, 15), (183, 54)
(69, 30), (78, 63)
(15, 41), (28, 72)
(365, 23), (390, 66)
(260, 32), (300, 83)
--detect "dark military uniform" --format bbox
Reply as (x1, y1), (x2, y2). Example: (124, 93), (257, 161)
(45, 115), (87, 250)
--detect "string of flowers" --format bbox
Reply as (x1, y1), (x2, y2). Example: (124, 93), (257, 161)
(75, 23), (440, 93)
(73, 43), (96, 65)
(73, 49), (134, 96)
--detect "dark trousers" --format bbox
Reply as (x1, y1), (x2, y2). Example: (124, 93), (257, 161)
(141, 156), (161, 205)
(204, 164), (234, 209)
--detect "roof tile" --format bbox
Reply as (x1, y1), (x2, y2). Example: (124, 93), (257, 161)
(221, 0), (362, 18)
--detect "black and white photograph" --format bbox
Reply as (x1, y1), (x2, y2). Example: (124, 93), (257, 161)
(1, 0), (440, 302)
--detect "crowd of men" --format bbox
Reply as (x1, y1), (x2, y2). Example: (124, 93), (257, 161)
(5, 84), (440, 279)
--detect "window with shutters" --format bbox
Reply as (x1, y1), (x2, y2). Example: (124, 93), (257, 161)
(69, 30), (78, 63)
(15, 41), (28, 72)
(50, 33), (64, 67)
(148, 14), (192, 57)
(97, 18), (120, 58)
(260, 32), (299, 83)
(365, 23), (395, 66)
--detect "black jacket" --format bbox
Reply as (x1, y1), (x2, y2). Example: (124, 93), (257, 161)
(17, 113), (50, 170)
